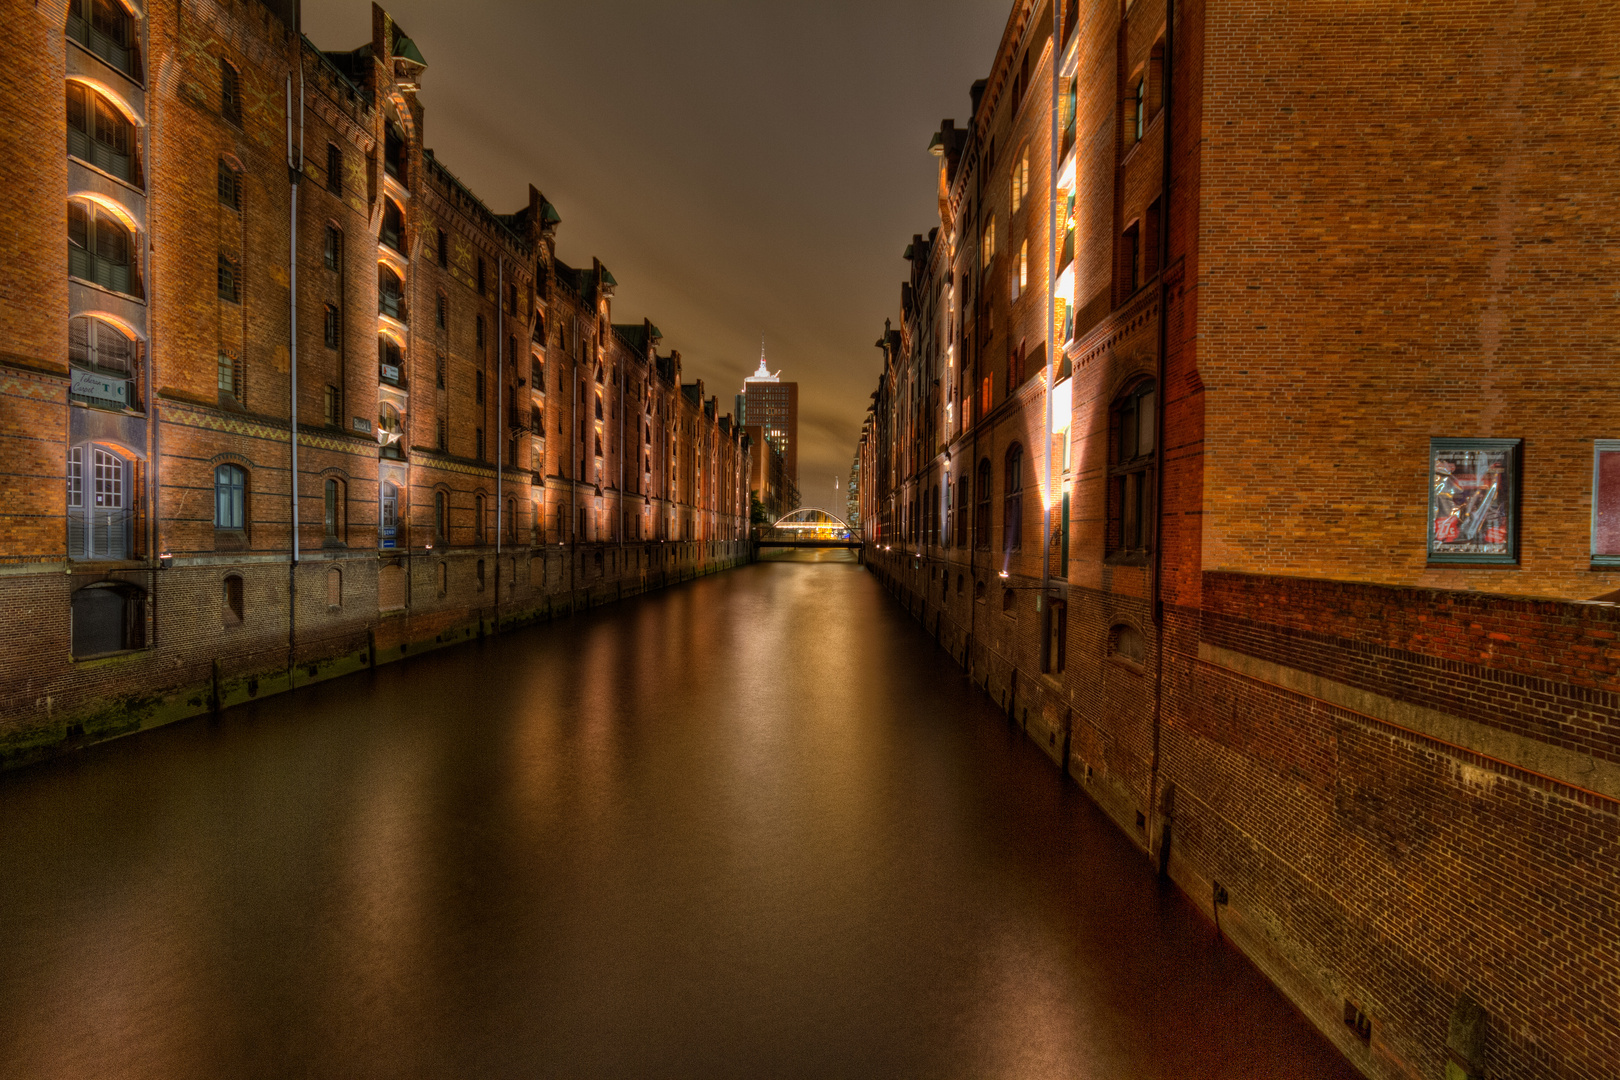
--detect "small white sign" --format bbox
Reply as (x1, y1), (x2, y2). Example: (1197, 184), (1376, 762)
(71, 369), (127, 406)
(352, 417), (372, 433)
(381, 363), (400, 383)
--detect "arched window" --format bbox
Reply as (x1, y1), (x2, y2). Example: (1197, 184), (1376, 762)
(1110, 380), (1156, 555)
(68, 316), (136, 408)
(436, 561), (448, 597)
(68, 199), (137, 295)
(214, 464), (245, 531)
(67, 0), (138, 78)
(220, 59), (242, 126)
(67, 83), (136, 183)
(324, 478), (345, 540)
(384, 119), (408, 181)
(476, 558), (486, 591)
(380, 199), (404, 253)
(71, 581), (144, 657)
(217, 157), (241, 210)
(380, 481), (400, 544)
(326, 567), (342, 609)
(324, 224), (342, 271)
(222, 574), (244, 625)
(378, 403), (403, 459)
(67, 443), (133, 560)
(434, 490), (447, 540)
(1003, 444), (1023, 555)
(378, 265), (405, 321)
(507, 497), (517, 541)
(379, 336), (403, 383)
(1110, 622), (1146, 665)
(474, 494), (486, 544)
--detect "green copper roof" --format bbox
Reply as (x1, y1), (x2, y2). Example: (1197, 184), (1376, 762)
(541, 201), (561, 225)
(601, 268), (618, 287)
(394, 35), (426, 66)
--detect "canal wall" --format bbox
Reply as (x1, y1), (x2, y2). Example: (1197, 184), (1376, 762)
(0, 540), (751, 772)
(863, 547), (1620, 1080)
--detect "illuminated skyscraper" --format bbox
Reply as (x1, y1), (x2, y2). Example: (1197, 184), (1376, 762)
(740, 343), (798, 490)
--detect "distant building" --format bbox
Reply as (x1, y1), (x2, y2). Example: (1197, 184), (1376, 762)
(739, 347), (798, 488)
(744, 424), (797, 522)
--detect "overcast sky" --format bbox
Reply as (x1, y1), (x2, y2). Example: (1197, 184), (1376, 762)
(301, 0), (1008, 510)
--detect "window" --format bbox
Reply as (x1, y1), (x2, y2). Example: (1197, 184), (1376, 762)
(1045, 600), (1067, 674)
(324, 303), (340, 348)
(508, 282), (518, 315)
(477, 558), (486, 591)
(476, 314), (485, 350)
(981, 214), (996, 270)
(378, 403), (404, 457)
(1595, 441), (1620, 566)
(67, 83), (135, 183)
(379, 336), (402, 382)
(67, 0), (138, 78)
(1133, 77), (1146, 142)
(217, 252), (240, 303)
(217, 353), (240, 398)
(956, 476), (970, 547)
(476, 427), (485, 461)
(437, 229), (448, 269)
(477, 257), (486, 295)
(475, 370), (485, 403)
(68, 200), (136, 295)
(326, 144), (341, 195)
(437, 561), (448, 597)
(381, 199), (404, 253)
(437, 294), (447, 330)
(378, 265), (404, 321)
(1011, 149), (1029, 213)
(71, 582), (144, 657)
(327, 568), (342, 609)
(324, 225), (341, 271)
(324, 477), (344, 538)
(975, 458), (991, 550)
(436, 352), (446, 389)
(1110, 623), (1146, 665)
(1004, 445), (1024, 555)
(217, 158), (241, 210)
(384, 121), (407, 181)
(507, 497), (517, 541)
(214, 464), (246, 530)
(434, 490), (447, 539)
(1124, 222), (1141, 294)
(69, 315), (135, 378)
(323, 385), (338, 426)
(475, 495), (486, 543)
(1429, 438), (1520, 565)
(222, 574), (244, 626)
(66, 443), (133, 560)
(1013, 240), (1028, 300)
(1110, 381), (1156, 555)
(380, 482), (399, 542)
(437, 417), (446, 451)
(220, 59), (241, 127)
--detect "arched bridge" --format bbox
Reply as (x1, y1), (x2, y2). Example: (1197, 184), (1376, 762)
(757, 508), (859, 548)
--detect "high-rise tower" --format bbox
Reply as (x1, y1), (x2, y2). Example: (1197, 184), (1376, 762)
(740, 341), (798, 490)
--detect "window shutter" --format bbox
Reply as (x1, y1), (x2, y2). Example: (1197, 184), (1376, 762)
(69, 318), (93, 367)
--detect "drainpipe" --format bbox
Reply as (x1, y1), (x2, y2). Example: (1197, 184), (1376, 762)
(286, 68), (303, 677)
(1148, 0), (1176, 869)
(496, 254), (504, 631)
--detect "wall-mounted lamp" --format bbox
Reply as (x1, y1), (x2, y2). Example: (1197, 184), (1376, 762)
(158, 551), (173, 569)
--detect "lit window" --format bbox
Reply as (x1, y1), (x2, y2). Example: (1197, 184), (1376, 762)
(67, 82), (136, 183)
(68, 199), (137, 295)
(1110, 381), (1156, 555)
(220, 59), (241, 127)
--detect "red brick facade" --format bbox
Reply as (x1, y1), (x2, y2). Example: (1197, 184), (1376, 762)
(859, 1), (1620, 1078)
(0, 1), (750, 769)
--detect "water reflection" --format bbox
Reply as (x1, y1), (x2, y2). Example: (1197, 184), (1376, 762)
(0, 550), (1355, 1079)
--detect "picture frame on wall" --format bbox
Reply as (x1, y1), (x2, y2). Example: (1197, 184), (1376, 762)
(1428, 438), (1521, 565)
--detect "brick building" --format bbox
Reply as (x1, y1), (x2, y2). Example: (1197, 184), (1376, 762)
(0, 0), (749, 769)
(860, 1), (1620, 1078)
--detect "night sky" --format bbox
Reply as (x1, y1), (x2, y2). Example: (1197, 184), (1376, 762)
(300, 1), (1009, 511)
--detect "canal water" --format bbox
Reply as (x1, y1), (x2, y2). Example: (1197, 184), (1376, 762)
(0, 551), (1356, 1079)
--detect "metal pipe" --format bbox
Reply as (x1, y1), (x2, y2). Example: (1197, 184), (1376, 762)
(496, 254), (504, 628)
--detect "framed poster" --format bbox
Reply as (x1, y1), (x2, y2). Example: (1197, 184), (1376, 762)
(1594, 440), (1620, 567)
(1428, 438), (1520, 565)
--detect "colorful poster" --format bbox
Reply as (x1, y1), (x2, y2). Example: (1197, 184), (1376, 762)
(1429, 443), (1516, 559)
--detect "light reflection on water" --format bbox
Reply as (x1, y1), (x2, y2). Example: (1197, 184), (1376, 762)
(0, 551), (1355, 1079)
